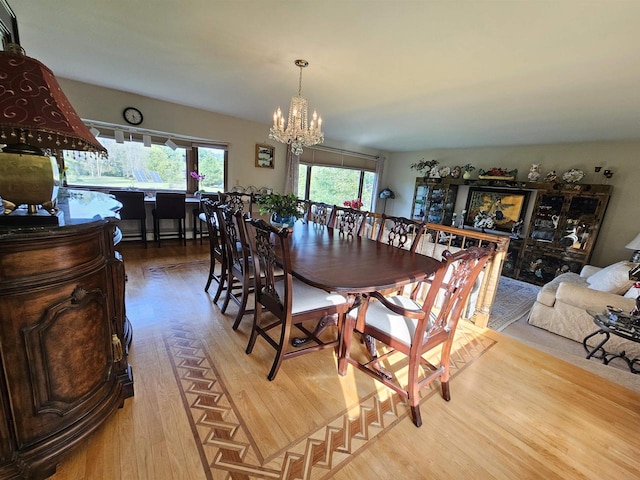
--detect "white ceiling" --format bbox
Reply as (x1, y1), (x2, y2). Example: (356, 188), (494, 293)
(10, 1), (640, 152)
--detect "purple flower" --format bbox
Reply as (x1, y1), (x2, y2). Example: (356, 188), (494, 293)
(190, 171), (205, 181)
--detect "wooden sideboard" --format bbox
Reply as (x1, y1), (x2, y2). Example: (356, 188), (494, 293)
(0, 189), (133, 480)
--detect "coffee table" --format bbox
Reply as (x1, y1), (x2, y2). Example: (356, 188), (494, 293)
(583, 310), (640, 374)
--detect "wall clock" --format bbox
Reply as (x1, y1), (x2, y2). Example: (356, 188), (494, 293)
(123, 107), (143, 125)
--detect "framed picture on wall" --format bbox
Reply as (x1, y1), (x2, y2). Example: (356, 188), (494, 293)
(255, 144), (275, 169)
(464, 187), (529, 233)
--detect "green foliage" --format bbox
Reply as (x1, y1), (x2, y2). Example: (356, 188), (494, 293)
(257, 193), (303, 218)
(410, 158), (439, 173)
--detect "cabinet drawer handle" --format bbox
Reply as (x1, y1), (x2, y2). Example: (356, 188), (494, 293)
(112, 334), (123, 362)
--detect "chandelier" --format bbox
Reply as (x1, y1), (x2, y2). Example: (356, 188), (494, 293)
(269, 59), (324, 155)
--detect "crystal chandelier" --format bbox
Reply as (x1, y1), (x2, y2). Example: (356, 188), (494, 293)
(269, 59), (324, 155)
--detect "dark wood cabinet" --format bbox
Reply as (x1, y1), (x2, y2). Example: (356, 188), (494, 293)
(410, 178), (458, 225)
(0, 190), (132, 479)
(515, 183), (612, 285)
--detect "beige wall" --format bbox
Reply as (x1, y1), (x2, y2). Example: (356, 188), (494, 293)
(384, 144), (639, 267)
(60, 78), (636, 267)
(59, 78), (383, 193)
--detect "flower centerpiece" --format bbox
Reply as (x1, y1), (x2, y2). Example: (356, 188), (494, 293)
(190, 171), (206, 196)
(343, 198), (363, 210)
(477, 167), (518, 181)
(256, 192), (303, 229)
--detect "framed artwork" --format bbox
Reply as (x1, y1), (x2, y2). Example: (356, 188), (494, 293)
(464, 187), (529, 233)
(255, 144), (274, 169)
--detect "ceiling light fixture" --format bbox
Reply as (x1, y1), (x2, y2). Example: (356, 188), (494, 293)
(269, 59), (324, 155)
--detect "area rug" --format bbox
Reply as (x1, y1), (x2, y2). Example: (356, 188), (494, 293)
(164, 320), (495, 480)
(488, 276), (541, 332)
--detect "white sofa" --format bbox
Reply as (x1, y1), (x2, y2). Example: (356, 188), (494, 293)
(528, 261), (640, 359)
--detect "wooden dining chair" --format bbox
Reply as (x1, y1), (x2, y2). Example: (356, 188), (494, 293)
(337, 243), (495, 427)
(244, 218), (353, 380)
(375, 214), (425, 252)
(308, 201), (331, 226)
(328, 205), (368, 236)
(201, 199), (226, 300)
(220, 191), (253, 215)
(213, 204), (255, 329)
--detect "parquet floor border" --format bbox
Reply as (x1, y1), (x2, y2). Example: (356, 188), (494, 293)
(164, 321), (495, 480)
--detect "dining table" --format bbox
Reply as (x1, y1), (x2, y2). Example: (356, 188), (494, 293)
(285, 221), (442, 294)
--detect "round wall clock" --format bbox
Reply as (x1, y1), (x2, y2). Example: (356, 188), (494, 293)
(123, 107), (143, 125)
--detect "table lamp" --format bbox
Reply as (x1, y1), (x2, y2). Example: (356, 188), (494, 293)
(0, 43), (106, 219)
(625, 232), (640, 263)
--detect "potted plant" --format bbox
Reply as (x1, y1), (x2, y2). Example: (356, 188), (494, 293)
(462, 164), (475, 179)
(256, 192), (304, 228)
(410, 158), (439, 178)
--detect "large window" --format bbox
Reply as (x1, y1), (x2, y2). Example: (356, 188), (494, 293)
(63, 125), (227, 193)
(297, 147), (378, 210)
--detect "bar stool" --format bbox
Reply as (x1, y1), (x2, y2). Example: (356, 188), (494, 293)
(152, 192), (186, 247)
(109, 190), (147, 247)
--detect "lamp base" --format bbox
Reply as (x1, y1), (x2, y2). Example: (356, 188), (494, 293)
(0, 208), (63, 227)
(0, 151), (60, 215)
(631, 250), (640, 263)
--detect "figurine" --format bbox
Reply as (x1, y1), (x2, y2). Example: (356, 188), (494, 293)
(451, 165), (462, 179)
(510, 219), (524, 239)
(528, 164), (541, 182)
(544, 170), (557, 182)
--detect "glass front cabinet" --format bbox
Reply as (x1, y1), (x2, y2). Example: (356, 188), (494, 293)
(411, 178), (458, 226)
(516, 184), (612, 285)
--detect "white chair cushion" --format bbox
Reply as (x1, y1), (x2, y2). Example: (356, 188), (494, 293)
(275, 278), (347, 314)
(364, 295), (424, 346)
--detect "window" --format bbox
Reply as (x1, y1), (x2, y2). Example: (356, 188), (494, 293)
(297, 147), (378, 210)
(63, 125), (227, 193)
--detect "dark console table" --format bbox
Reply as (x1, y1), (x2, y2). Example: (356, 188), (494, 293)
(0, 189), (133, 479)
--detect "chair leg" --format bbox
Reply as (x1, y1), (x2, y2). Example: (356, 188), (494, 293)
(141, 219), (147, 248)
(410, 405), (423, 427)
(245, 303), (262, 354)
(232, 273), (251, 330)
(267, 316), (291, 381)
(212, 258), (227, 303)
(204, 254), (217, 292)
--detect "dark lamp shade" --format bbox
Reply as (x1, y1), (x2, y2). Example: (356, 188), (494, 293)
(0, 49), (106, 155)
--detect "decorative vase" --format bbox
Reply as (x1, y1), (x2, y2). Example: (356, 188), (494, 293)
(270, 212), (296, 229)
(463, 171), (471, 180)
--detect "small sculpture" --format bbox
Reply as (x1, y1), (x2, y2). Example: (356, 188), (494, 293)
(544, 170), (557, 182)
(528, 164), (541, 182)
(451, 166), (462, 178)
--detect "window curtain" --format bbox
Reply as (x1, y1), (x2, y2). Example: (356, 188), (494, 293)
(372, 156), (385, 212)
(284, 145), (299, 195)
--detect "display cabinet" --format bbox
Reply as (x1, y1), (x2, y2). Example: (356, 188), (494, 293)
(410, 178), (458, 225)
(515, 184), (612, 285)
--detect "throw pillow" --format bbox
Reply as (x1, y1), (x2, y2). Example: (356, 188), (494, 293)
(586, 261), (637, 294)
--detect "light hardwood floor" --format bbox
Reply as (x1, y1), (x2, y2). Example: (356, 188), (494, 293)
(48, 241), (640, 480)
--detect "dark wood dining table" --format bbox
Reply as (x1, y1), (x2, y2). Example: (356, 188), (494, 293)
(286, 222), (441, 294)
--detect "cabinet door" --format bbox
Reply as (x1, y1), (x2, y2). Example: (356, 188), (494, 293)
(411, 182), (429, 220)
(559, 195), (602, 253)
(529, 193), (564, 243)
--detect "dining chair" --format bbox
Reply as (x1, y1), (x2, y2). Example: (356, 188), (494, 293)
(375, 214), (425, 252)
(152, 192), (186, 247)
(337, 243), (495, 427)
(307, 201), (331, 226)
(194, 192), (220, 244)
(213, 204), (255, 329)
(220, 191), (253, 215)
(328, 205), (368, 236)
(201, 199), (226, 301)
(109, 190), (147, 247)
(244, 218), (353, 380)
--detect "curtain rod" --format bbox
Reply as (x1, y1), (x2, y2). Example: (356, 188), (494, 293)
(306, 144), (381, 161)
(82, 119), (229, 146)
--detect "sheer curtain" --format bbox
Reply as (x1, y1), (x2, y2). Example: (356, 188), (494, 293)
(284, 145), (299, 195)
(372, 156), (385, 212)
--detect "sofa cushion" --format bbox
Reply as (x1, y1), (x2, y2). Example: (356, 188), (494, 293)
(586, 261), (637, 294)
(536, 272), (586, 307)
